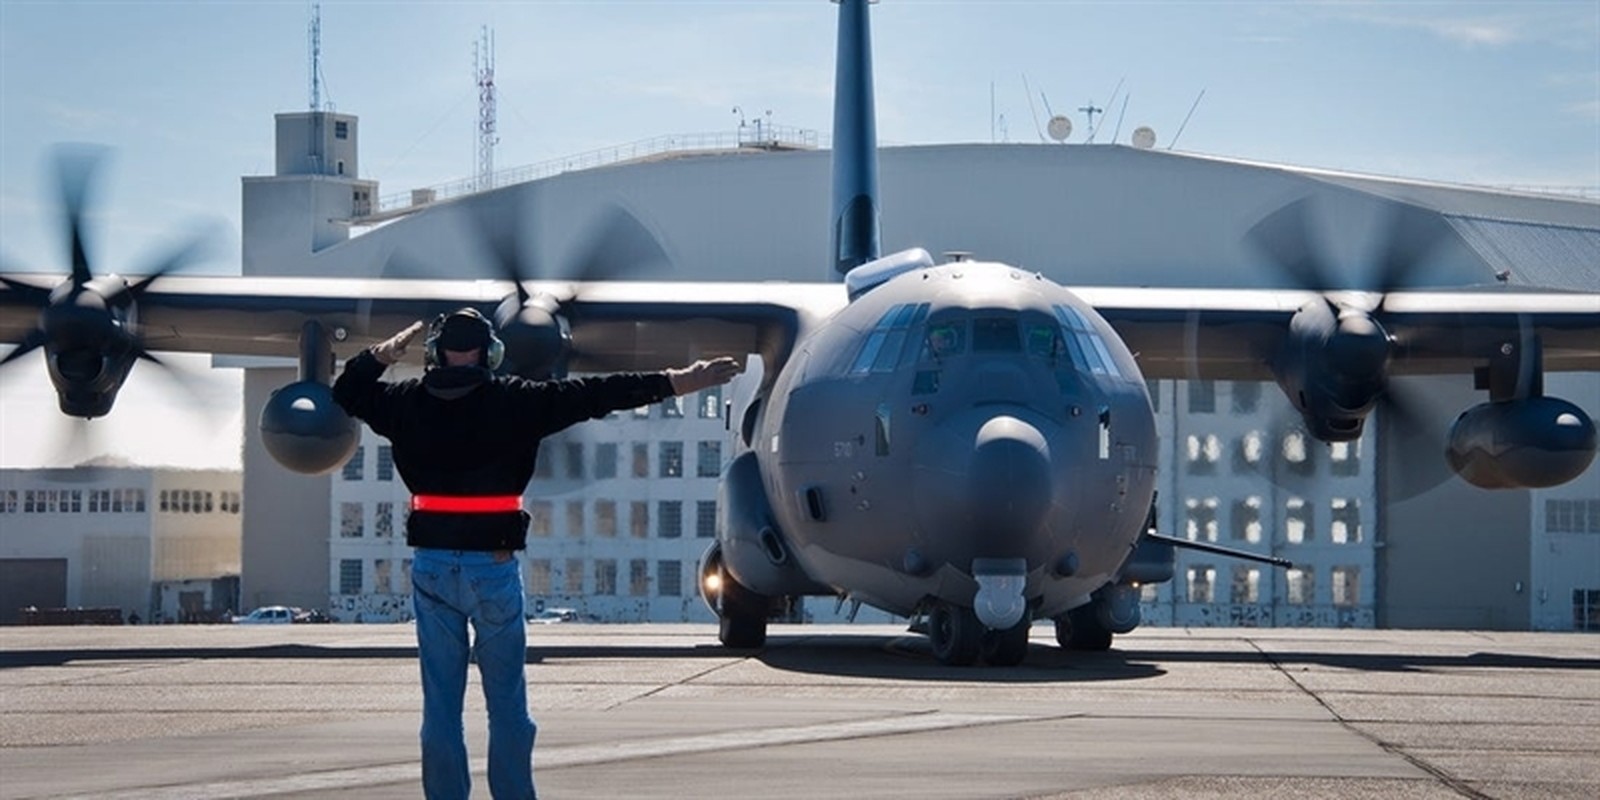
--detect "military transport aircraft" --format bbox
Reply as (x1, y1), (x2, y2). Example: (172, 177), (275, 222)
(2, 0), (1597, 665)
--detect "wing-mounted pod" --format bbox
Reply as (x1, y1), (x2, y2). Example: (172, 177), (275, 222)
(259, 320), (359, 474)
(1447, 335), (1597, 489)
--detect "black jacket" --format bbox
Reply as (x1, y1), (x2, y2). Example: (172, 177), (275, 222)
(333, 349), (676, 551)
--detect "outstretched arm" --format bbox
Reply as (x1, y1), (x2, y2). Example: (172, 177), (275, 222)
(666, 357), (742, 396)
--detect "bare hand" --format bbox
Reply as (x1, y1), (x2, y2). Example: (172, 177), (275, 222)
(667, 357), (741, 395)
(372, 321), (426, 365)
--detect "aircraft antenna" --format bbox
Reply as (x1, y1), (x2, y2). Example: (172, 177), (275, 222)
(474, 26), (499, 191)
(1168, 88), (1206, 150)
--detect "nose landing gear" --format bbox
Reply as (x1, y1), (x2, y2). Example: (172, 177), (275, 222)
(925, 601), (1032, 666)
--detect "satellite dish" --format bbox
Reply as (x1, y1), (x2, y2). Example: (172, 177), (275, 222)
(1131, 126), (1157, 149)
(1046, 115), (1073, 142)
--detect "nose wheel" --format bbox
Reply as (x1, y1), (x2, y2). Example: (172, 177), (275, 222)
(716, 566), (770, 649)
(927, 602), (1032, 666)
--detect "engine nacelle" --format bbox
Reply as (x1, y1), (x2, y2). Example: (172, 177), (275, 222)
(1447, 397), (1597, 489)
(259, 380), (359, 475)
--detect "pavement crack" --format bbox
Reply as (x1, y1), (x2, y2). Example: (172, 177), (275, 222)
(1246, 638), (1493, 800)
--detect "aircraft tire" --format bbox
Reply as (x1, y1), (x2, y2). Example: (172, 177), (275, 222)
(929, 602), (982, 666)
(979, 617), (1031, 666)
(718, 570), (769, 649)
(1056, 605), (1113, 651)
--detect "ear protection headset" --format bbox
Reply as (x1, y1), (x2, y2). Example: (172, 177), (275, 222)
(424, 308), (505, 370)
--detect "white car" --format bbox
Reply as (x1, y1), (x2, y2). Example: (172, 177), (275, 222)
(527, 608), (578, 624)
(233, 606), (296, 624)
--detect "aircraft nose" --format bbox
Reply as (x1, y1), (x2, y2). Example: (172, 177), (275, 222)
(968, 415), (1053, 540)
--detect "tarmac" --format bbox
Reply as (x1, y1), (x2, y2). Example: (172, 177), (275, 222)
(0, 624), (1596, 799)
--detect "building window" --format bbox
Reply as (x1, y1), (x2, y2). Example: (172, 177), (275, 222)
(375, 502), (394, 538)
(1231, 566), (1260, 604)
(376, 445), (395, 481)
(697, 440), (722, 478)
(566, 500), (585, 538)
(699, 386), (723, 419)
(1330, 498), (1362, 544)
(1285, 497), (1311, 544)
(1286, 568), (1315, 605)
(374, 559), (393, 594)
(1574, 589), (1600, 631)
(0, 490), (16, 513)
(1185, 565), (1215, 603)
(657, 560), (682, 597)
(595, 499), (618, 537)
(594, 560), (618, 596)
(631, 501), (649, 538)
(1281, 430), (1315, 477)
(565, 442), (586, 479)
(696, 500), (717, 539)
(659, 441), (684, 478)
(400, 559), (413, 595)
(535, 444), (556, 479)
(658, 500), (683, 538)
(563, 559), (584, 594)
(632, 443), (649, 478)
(530, 501), (553, 537)
(1547, 499), (1600, 533)
(1231, 381), (1261, 414)
(629, 559), (649, 597)
(342, 446), (365, 480)
(339, 559), (363, 595)
(1330, 439), (1361, 476)
(1332, 566), (1360, 607)
(340, 502), (364, 538)
(594, 443), (618, 480)
(1145, 380), (1161, 413)
(334, 120), (349, 139)
(1231, 496), (1262, 543)
(633, 404), (651, 419)
(1185, 434), (1221, 475)
(1234, 430), (1266, 473)
(1187, 380), (1216, 414)
(527, 559), (553, 594)
(661, 396), (684, 418)
(1185, 497), (1219, 543)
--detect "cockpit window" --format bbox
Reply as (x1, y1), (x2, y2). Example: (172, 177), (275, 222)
(921, 321), (966, 360)
(1053, 304), (1123, 378)
(972, 317), (1021, 353)
(850, 302), (930, 374)
(1024, 323), (1064, 360)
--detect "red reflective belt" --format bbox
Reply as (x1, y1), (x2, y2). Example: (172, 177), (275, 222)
(409, 494), (523, 513)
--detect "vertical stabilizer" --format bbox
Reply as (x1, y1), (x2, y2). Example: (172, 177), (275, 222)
(830, 0), (881, 279)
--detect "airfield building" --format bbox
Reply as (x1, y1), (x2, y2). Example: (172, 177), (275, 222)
(230, 109), (1599, 631)
(0, 466), (243, 624)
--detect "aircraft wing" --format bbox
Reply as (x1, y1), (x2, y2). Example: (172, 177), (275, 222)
(1080, 286), (1600, 382)
(0, 274), (846, 374)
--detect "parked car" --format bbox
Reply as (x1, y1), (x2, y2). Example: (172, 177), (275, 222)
(527, 608), (578, 624)
(293, 608), (331, 624)
(233, 606), (296, 624)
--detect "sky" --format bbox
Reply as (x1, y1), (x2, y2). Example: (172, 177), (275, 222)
(1, 0), (1597, 469)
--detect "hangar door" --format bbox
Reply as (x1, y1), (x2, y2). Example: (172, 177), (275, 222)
(0, 559), (68, 625)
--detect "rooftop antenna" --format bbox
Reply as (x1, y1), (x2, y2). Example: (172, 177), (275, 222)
(1168, 88), (1206, 151)
(307, 2), (323, 111)
(1088, 77), (1124, 143)
(1078, 100), (1104, 141)
(474, 26), (498, 192)
(1110, 93), (1131, 144)
(1021, 74), (1046, 143)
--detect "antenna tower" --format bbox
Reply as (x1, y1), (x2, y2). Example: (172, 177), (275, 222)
(308, 3), (322, 111)
(474, 26), (498, 191)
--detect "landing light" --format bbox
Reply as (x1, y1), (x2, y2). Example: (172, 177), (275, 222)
(703, 573), (723, 593)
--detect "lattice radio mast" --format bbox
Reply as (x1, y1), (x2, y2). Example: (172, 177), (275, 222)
(308, 3), (323, 111)
(474, 26), (498, 191)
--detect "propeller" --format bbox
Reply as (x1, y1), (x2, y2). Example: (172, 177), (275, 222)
(1242, 194), (1464, 500)
(0, 146), (219, 449)
(462, 189), (671, 378)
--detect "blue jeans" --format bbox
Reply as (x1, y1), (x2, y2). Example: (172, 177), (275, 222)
(412, 548), (536, 799)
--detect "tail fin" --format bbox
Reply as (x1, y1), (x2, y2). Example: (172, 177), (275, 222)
(829, 0), (881, 280)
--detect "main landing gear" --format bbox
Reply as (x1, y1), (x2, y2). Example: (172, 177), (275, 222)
(1053, 604), (1113, 651)
(925, 601), (1032, 667)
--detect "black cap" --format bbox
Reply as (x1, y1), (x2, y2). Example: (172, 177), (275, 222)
(436, 309), (493, 352)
